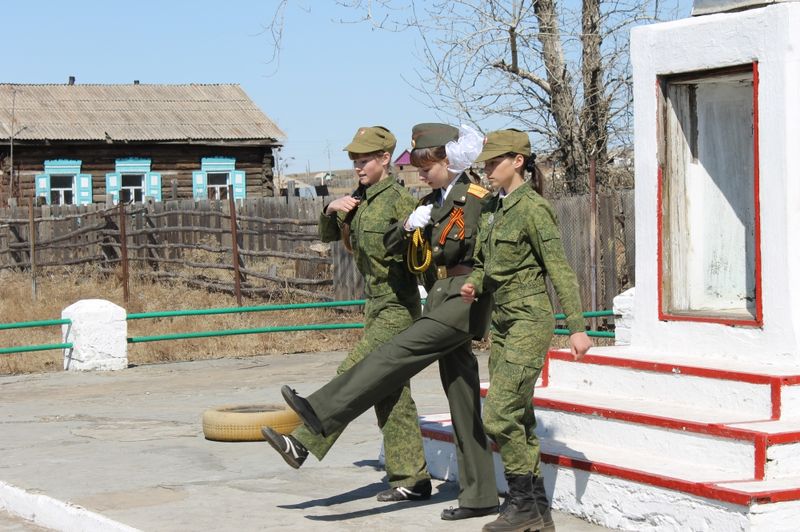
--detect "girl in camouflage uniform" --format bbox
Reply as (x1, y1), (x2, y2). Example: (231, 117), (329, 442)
(280, 123), (501, 521)
(461, 129), (593, 532)
(262, 126), (432, 502)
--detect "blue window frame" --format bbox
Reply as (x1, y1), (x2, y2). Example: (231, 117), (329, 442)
(106, 158), (161, 204)
(192, 157), (245, 201)
(35, 160), (92, 206)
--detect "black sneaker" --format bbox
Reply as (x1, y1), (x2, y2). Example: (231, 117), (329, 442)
(261, 426), (309, 469)
(281, 385), (324, 436)
(376, 479), (432, 502)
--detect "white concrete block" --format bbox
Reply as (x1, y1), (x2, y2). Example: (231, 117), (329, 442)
(62, 299), (127, 371)
(613, 287), (635, 346)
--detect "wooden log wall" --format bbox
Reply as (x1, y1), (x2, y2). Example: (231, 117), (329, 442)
(0, 143), (276, 205)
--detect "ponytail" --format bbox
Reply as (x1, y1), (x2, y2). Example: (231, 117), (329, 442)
(525, 153), (544, 195)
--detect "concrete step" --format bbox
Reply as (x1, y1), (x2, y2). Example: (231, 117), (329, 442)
(418, 417), (800, 531)
(543, 347), (800, 421)
(517, 386), (800, 480)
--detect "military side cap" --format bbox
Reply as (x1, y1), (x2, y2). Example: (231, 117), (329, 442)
(411, 123), (459, 150)
(344, 126), (397, 154)
(475, 129), (531, 162)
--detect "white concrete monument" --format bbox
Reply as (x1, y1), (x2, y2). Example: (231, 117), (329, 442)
(62, 299), (127, 371)
(417, 3), (800, 530)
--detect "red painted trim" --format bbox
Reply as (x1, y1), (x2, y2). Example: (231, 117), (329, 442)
(420, 423), (800, 506)
(771, 378), (782, 419)
(548, 349), (800, 385)
(754, 435), (767, 480)
(658, 313), (761, 327)
(766, 431), (800, 445)
(532, 396), (800, 445)
(753, 61), (764, 326)
(542, 354), (551, 388)
(541, 453), (754, 506)
(657, 63), (763, 327)
(546, 349), (800, 384)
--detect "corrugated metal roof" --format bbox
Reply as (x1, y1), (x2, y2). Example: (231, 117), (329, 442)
(0, 84), (285, 143)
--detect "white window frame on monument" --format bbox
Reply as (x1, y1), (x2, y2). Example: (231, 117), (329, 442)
(657, 62), (762, 327)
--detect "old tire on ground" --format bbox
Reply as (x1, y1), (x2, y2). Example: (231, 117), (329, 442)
(202, 404), (301, 442)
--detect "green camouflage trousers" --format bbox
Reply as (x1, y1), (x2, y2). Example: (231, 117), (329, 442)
(292, 293), (430, 488)
(482, 293), (554, 476)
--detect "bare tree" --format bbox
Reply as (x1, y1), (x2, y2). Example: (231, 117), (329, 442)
(331, 0), (680, 193)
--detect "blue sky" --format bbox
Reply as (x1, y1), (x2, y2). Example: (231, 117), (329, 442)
(6, 1), (691, 176)
(5, 0), (438, 175)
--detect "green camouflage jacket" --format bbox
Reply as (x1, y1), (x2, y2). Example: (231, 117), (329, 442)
(467, 184), (586, 334)
(385, 173), (493, 337)
(320, 175), (418, 299)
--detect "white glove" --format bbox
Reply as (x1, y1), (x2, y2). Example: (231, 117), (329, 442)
(405, 204), (434, 230)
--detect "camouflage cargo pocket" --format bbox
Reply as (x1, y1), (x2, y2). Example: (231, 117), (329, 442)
(492, 358), (536, 396)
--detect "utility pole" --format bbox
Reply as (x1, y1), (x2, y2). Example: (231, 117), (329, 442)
(9, 87), (16, 203)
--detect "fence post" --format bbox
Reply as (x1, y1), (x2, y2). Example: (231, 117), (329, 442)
(28, 197), (37, 301)
(589, 158), (598, 330)
(119, 202), (129, 304)
(228, 185), (242, 306)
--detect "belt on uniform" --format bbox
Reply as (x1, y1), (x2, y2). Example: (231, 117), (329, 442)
(435, 264), (473, 280)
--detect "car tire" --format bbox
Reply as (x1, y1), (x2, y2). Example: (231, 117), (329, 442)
(202, 404), (301, 442)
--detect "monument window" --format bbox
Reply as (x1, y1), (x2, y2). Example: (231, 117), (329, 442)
(659, 63), (761, 325)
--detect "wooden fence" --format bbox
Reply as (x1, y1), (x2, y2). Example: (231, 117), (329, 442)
(331, 190), (635, 312)
(0, 189), (634, 310)
(0, 196), (333, 301)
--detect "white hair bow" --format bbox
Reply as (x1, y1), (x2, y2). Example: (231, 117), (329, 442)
(445, 124), (484, 174)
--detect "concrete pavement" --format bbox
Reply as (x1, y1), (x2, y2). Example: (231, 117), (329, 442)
(0, 351), (610, 531)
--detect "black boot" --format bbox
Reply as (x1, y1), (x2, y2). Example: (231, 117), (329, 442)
(533, 476), (555, 532)
(482, 473), (543, 532)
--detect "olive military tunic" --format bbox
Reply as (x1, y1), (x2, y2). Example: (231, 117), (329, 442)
(302, 173), (499, 509)
(291, 175), (430, 489)
(466, 183), (585, 476)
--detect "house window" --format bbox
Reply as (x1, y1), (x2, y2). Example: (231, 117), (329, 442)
(120, 174), (145, 203)
(207, 172), (230, 200)
(50, 175), (75, 205)
(107, 159), (161, 204)
(193, 158), (245, 200)
(36, 160), (92, 206)
(658, 63), (761, 326)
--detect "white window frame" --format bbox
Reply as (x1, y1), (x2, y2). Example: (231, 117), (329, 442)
(120, 173), (146, 203)
(50, 174), (75, 205)
(207, 172), (230, 200)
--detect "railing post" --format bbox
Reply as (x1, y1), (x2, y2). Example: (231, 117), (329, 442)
(119, 202), (129, 304)
(228, 185), (242, 306)
(589, 157), (598, 332)
(28, 197), (37, 301)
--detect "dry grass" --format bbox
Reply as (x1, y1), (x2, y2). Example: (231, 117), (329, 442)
(0, 261), (615, 375)
(0, 266), (361, 375)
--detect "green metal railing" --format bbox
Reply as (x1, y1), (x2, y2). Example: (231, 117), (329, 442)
(127, 300), (367, 320)
(126, 301), (616, 344)
(0, 318), (73, 355)
(0, 300), (616, 353)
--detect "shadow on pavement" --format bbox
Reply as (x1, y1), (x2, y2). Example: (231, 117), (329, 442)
(301, 483), (457, 522)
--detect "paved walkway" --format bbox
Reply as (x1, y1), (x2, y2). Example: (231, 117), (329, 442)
(0, 352), (609, 531)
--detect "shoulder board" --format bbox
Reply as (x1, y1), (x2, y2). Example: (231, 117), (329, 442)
(467, 183), (490, 198)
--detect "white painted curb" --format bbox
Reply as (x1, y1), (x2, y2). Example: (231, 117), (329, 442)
(0, 480), (139, 532)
